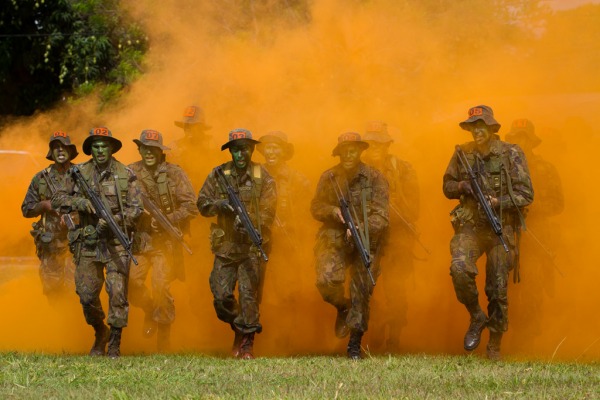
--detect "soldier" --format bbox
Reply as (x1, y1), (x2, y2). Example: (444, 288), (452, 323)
(311, 132), (389, 360)
(128, 129), (198, 352)
(505, 119), (564, 348)
(362, 121), (420, 352)
(22, 131), (79, 304)
(52, 127), (143, 358)
(197, 128), (276, 359)
(443, 106), (533, 360)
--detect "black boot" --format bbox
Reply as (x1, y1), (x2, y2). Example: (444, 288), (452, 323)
(89, 323), (110, 356)
(107, 327), (122, 359)
(486, 331), (503, 361)
(464, 303), (487, 351)
(157, 323), (171, 353)
(347, 330), (363, 360)
(239, 333), (255, 360)
(335, 303), (350, 339)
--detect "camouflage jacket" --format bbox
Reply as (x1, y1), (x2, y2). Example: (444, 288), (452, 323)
(197, 160), (276, 257)
(264, 163), (311, 230)
(526, 154), (563, 219)
(21, 163), (71, 243)
(129, 160), (198, 253)
(443, 139), (534, 226)
(311, 162), (389, 246)
(52, 158), (143, 238)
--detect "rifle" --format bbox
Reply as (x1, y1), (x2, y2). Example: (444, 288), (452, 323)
(215, 166), (268, 262)
(140, 192), (193, 255)
(455, 145), (509, 253)
(71, 165), (138, 265)
(389, 203), (431, 255)
(329, 173), (376, 286)
(42, 168), (59, 195)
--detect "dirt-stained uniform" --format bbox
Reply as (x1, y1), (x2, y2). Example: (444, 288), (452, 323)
(443, 106), (533, 360)
(53, 128), (142, 359)
(128, 157), (198, 331)
(21, 132), (79, 301)
(311, 133), (389, 359)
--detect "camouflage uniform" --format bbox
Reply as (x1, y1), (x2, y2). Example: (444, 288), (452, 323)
(128, 157), (198, 330)
(22, 163), (75, 300)
(197, 158), (276, 336)
(443, 106), (533, 359)
(311, 134), (389, 345)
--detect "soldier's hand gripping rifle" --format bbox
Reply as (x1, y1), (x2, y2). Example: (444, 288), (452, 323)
(140, 192), (193, 255)
(329, 174), (376, 286)
(455, 145), (509, 253)
(42, 168), (76, 228)
(215, 166), (268, 262)
(71, 165), (138, 265)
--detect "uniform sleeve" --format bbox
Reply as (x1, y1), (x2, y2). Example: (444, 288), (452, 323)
(50, 171), (78, 213)
(535, 161), (564, 217)
(21, 174), (42, 218)
(197, 169), (220, 217)
(259, 172), (277, 230)
(443, 151), (462, 200)
(395, 161), (420, 223)
(171, 166), (200, 224)
(123, 169), (143, 228)
(499, 145), (534, 209)
(310, 172), (339, 224)
(367, 171), (389, 237)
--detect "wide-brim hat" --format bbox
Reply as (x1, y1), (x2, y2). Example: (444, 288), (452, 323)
(332, 132), (369, 156)
(459, 105), (501, 133)
(257, 131), (294, 160)
(221, 128), (260, 151)
(364, 120), (394, 143)
(505, 118), (542, 149)
(82, 127), (122, 155)
(133, 129), (171, 151)
(46, 131), (79, 161)
(174, 105), (212, 129)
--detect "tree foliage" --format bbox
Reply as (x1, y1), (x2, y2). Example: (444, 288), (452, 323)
(0, 0), (148, 118)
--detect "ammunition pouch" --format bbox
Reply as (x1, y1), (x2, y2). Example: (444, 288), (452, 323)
(82, 225), (99, 247)
(40, 232), (54, 244)
(210, 223), (225, 252)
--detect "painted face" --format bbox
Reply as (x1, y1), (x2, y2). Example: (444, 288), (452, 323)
(230, 143), (254, 170)
(339, 143), (362, 172)
(50, 142), (71, 165)
(91, 139), (113, 166)
(139, 144), (163, 168)
(470, 120), (492, 148)
(363, 141), (389, 164)
(262, 142), (284, 167)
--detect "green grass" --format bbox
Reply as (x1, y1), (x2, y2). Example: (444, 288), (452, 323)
(0, 352), (598, 399)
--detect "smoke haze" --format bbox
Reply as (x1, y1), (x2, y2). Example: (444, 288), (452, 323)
(1, 0), (599, 361)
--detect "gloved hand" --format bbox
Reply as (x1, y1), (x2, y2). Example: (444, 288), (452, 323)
(73, 198), (94, 214)
(96, 218), (108, 235)
(233, 215), (246, 234)
(458, 181), (473, 195)
(215, 199), (234, 213)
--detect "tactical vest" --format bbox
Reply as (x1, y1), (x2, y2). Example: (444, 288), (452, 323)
(37, 167), (53, 200)
(77, 161), (130, 213)
(138, 165), (174, 215)
(220, 163), (263, 232)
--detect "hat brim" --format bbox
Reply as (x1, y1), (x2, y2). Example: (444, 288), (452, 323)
(46, 144), (79, 161)
(133, 139), (171, 151)
(505, 130), (542, 149)
(174, 121), (212, 130)
(221, 138), (260, 151)
(83, 136), (123, 155)
(459, 116), (501, 133)
(332, 141), (369, 156)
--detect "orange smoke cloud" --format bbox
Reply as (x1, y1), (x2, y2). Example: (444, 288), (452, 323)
(1, 0), (599, 360)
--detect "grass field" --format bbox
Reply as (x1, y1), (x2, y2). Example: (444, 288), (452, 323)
(1, 352), (598, 399)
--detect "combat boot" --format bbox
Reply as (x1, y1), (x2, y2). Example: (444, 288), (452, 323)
(89, 323), (110, 356)
(142, 312), (156, 338)
(107, 327), (122, 359)
(157, 323), (171, 353)
(464, 303), (487, 351)
(239, 333), (255, 360)
(231, 326), (243, 358)
(486, 331), (503, 361)
(335, 303), (350, 339)
(347, 330), (363, 360)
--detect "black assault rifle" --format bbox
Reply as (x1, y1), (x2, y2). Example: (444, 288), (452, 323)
(329, 173), (376, 286)
(455, 145), (509, 253)
(71, 165), (138, 265)
(215, 166), (268, 262)
(140, 192), (193, 255)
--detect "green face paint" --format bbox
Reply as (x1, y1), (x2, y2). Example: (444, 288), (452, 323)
(230, 143), (254, 170)
(91, 139), (112, 167)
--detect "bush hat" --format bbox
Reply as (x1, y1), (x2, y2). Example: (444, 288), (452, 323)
(459, 105), (501, 133)
(174, 105), (211, 130)
(332, 132), (369, 156)
(505, 119), (541, 149)
(46, 130), (79, 161)
(257, 131), (294, 160)
(82, 127), (122, 155)
(221, 128), (260, 151)
(363, 121), (393, 143)
(133, 129), (171, 151)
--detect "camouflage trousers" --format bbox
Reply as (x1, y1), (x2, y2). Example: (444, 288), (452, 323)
(209, 254), (263, 334)
(129, 249), (176, 325)
(314, 235), (382, 333)
(75, 247), (131, 328)
(449, 224), (515, 333)
(38, 244), (75, 300)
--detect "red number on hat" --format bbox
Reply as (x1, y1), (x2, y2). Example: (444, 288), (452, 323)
(145, 130), (159, 141)
(94, 127), (109, 136)
(53, 131), (67, 138)
(513, 119), (528, 128)
(184, 107), (196, 117)
(232, 132), (247, 139)
(469, 108), (483, 117)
